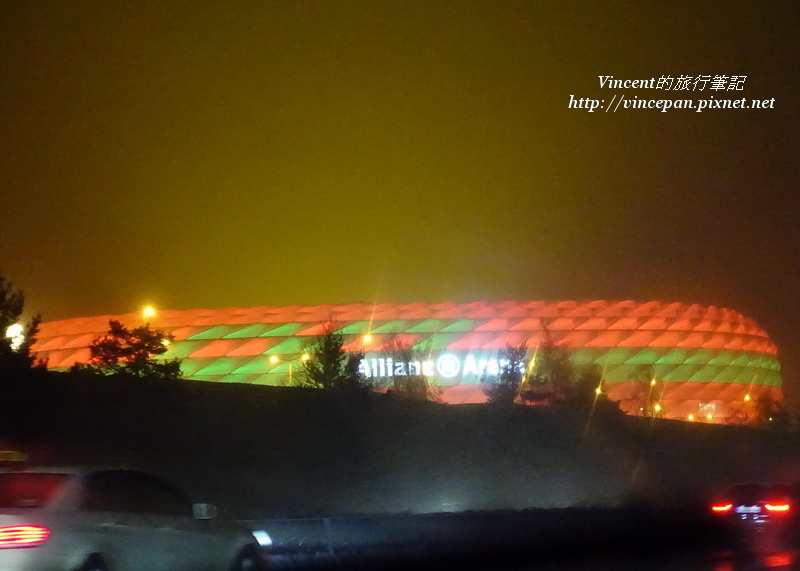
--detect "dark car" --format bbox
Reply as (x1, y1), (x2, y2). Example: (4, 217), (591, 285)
(711, 483), (796, 534)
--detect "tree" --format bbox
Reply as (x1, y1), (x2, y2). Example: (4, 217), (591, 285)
(482, 343), (527, 404)
(520, 323), (572, 403)
(383, 337), (439, 401)
(298, 323), (371, 393)
(73, 320), (181, 379)
(0, 272), (44, 374)
(569, 362), (606, 402)
(756, 395), (793, 429)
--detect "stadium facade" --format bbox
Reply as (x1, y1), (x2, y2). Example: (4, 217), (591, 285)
(32, 300), (783, 423)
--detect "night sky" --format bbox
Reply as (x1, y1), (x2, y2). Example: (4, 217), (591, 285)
(2, 2), (798, 401)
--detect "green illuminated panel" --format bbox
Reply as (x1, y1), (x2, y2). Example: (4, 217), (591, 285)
(660, 365), (702, 382)
(232, 356), (274, 375)
(684, 349), (717, 365)
(265, 338), (306, 354)
(195, 357), (249, 376)
(601, 347), (640, 365)
(178, 358), (218, 376)
(710, 366), (740, 383)
(223, 324), (276, 338)
(707, 352), (734, 366)
(440, 320), (476, 332)
(188, 326), (246, 340)
(406, 320), (442, 333)
(654, 349), (693, 365)
(625, 348), (663, 365)
(372, 321), (413, 333)
(259, 323), (305, 337)
(163, 341), (207, 359)
(729, 353), (752, 367)
(413, 332), (464, 351)
(687, 365), (721, 383)
(335, 321), (372, 334)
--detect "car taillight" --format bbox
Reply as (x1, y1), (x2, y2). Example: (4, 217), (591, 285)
(0, 525), (50, 548)
(711, 503), (733, 513)
(765, 503), (791, 512)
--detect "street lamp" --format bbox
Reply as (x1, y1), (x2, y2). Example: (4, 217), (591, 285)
(5, 323), (24, 351)
(142, 306), (156, 323)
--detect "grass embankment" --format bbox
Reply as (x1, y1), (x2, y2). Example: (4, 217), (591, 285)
(2, 372), (799, 518)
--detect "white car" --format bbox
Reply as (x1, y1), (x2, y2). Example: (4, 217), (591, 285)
(0, 466), (269, 570)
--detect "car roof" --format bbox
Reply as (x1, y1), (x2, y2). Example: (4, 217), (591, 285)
(0, 466), (149, 476)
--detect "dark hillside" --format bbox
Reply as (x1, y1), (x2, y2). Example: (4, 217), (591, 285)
(3, 372), (800, 519)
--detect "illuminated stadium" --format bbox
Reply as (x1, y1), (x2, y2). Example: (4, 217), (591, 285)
(33, 300), (782, 423)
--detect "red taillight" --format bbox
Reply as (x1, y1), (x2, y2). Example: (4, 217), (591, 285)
(765, 503), (791, 512)
(0, 525), (50, 548)
(711, 503), (733, 513)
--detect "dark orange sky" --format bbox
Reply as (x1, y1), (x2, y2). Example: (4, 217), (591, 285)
(1, 1), (798, 399)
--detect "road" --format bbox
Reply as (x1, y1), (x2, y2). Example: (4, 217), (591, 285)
(257, 509), (800, 571)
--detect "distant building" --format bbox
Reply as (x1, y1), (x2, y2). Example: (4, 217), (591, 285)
(34, 300), (782, 423)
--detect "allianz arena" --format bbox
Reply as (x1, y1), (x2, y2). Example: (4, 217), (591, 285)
(32, 300), (782, 423)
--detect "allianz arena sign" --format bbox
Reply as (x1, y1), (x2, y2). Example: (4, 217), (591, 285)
(359, 352), (527, 382)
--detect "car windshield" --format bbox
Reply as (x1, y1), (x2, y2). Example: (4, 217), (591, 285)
(0, 473), (70, 509)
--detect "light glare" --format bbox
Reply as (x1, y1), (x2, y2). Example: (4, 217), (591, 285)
(5, 323), (24, 351)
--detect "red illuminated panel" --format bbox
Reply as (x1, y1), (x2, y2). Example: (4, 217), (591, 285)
(295, 323), (334, 337)
(474, 319), (510, 332)
(429, 303), (462, 319)
(703, 334), (730, 350)
(617, 331), (658, 347)
(676, 333), (707, 348)
(509, 318), (542, 331)
(556, 331), (596, 348)
(639, 317), (670, 330)
(574, 317), (609, 331)
(226, 338), (279, 357)
(692, 320), (718, 333)
(479, 332), (530, 350)
(607, 317), (641, 331)
(188, 340), (244, 359)
(667, 318), (696, 331)
(546, 318), (576, 331)
(56, 348), (91, 368)
(583, 331), (627, 347)
(444, 332), (499, 351)
(648, 331), (687, 347)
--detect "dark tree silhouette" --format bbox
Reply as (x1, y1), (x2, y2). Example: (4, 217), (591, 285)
(298, 322), (370, 393)
(483, 343), (527, 404)
(73, 320), (181, 379)
(0, 272), (44, 374)
(520, 323), (572, 403)
(383, 336), (438, 401)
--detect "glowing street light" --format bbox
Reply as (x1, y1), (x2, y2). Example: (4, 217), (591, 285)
(5, 323), (24, 351)
(301, 353), (310, 361)
(654, 403), (662, 413)
(744, 394), (751, 403)
(363, 334), (372, 344)
(142, 306), (156, 322)
(688, 414), (695, 421)
(269, 355), (280, 364)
